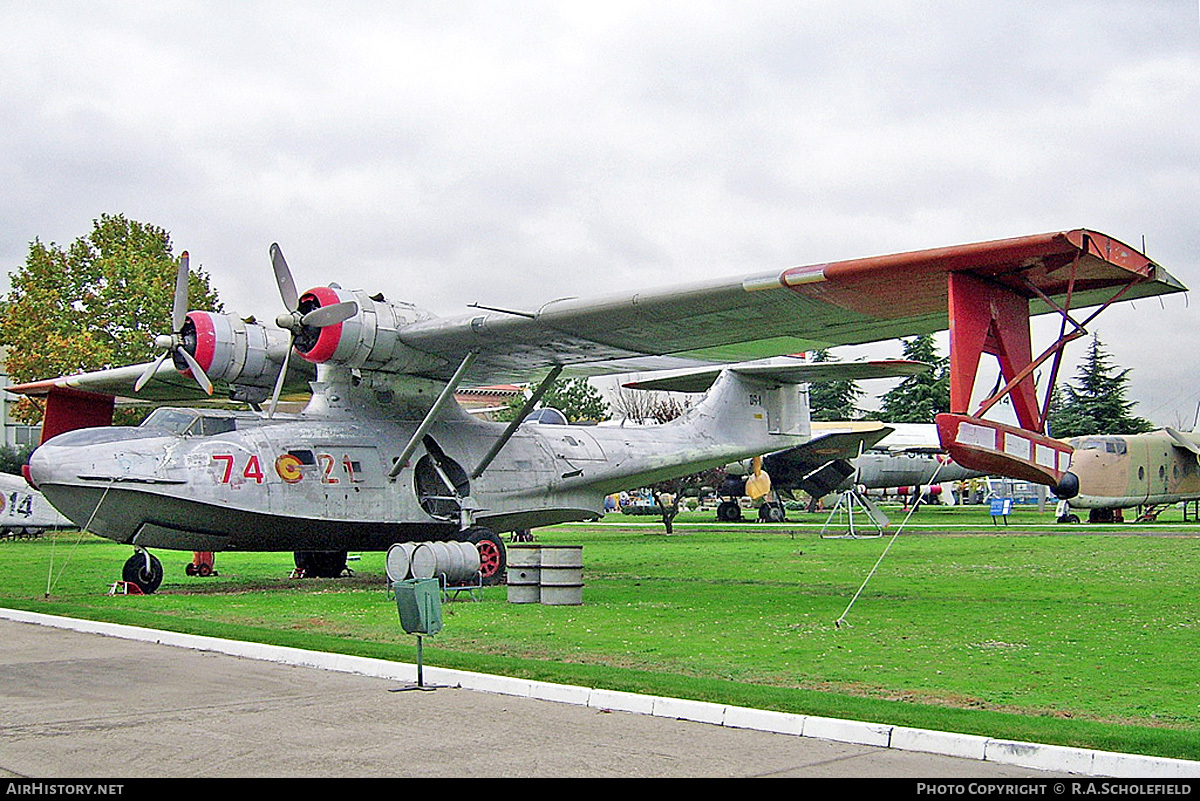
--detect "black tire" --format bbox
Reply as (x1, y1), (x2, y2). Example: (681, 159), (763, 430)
(461, 527), (506, 586)
(759, 502), (786, 523)
(294, 550), (348, 578)
(716, 501), (742, 522)
(122, 552), (164, 594)
(1058, 514), (1080, 524)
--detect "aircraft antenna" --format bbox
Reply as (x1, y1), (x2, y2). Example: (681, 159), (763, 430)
(467, 302), (536, 319)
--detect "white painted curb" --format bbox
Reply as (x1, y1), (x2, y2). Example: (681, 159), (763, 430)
(4, 608), (1198, 778)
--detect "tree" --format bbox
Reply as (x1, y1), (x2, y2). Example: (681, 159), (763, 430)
(1047, 335), (1154, 438)
(612, 386), (666, 424)
(0, 444), (35, 476)
(0, 214), (223, 424)
(496, 376), (611, 424)
(807, 348), (862, 421)
(879, 334), (949, 423)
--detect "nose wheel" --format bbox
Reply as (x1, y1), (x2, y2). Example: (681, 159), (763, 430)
(122, 551), (164, 594)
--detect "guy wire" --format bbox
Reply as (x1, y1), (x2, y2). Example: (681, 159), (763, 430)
(835, 459), (947, 628)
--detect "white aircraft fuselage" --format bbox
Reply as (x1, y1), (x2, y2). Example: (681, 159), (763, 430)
(29, 367), (809, 552)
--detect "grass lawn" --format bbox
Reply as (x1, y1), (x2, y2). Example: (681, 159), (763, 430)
(2, 502), (1198, 761)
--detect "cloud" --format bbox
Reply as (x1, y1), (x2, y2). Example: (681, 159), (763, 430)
(1, 1), (1197, 424)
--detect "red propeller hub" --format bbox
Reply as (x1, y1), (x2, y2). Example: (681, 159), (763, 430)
(294, 286), (346, 364)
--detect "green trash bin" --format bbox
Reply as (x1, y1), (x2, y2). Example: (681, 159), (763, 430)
(393, 578), (443, 635)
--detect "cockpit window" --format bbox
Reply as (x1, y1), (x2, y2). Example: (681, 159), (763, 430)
(141, 408), (199, 434)
(197, 416), (237, 436)
(522, 407), (569, 426)
(1069, 437), (1127, 455)
(140, 408), (237, 437)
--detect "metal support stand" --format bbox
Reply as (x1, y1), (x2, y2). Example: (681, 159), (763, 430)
(820, 489), (888, 539)
(389, 635), (439, 692)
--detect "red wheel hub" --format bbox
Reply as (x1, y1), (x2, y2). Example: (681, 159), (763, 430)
(476, 540), (501, 578)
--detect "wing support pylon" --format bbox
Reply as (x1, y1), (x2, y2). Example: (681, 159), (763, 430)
(936, 237), (1152, 489)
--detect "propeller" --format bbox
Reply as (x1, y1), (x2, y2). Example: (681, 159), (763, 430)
(136, 252), (214, 395)
(265, 243), (358, 416)
(745, 454), (772, 500)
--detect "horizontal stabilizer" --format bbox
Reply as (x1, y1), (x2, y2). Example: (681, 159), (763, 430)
(623, 358), (929, 394)
(761, 424), (893, 493)
(1165, 427), (1200, 457)
(795, 459), (857, 499)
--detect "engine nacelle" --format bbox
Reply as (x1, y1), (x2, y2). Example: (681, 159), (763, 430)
(291, 287), (436, 373)
(178, 311), (291, 391)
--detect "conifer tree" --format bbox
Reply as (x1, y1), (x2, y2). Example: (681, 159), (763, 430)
(879, 334), (949, 423)
(1048, 335), (1153, 438)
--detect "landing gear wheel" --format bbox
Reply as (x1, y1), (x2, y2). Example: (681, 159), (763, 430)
(716, 501), (742, 522)
(122, 552), (164, 594)
(1058, 513), (1080, 524)
(461, 527), (506, 586)
(758, 502), (786, 523)
(294, 550), (348, 578)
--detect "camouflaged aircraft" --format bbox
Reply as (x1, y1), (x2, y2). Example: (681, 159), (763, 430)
(8, 230), (1183, 592)
(1054, 428), (1200, 523)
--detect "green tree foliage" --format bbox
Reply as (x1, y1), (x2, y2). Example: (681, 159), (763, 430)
(1047, 335), (1154, 438)
(879, 334), (949, 423)
(0, 444), (35, 476)
(540, 377), (611, 423)
(807, 348), (862, 421)
(496, 376), (611, 424)
(0, 214), (223, 424)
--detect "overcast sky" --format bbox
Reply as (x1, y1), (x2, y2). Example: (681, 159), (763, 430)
(2, 2), (1198, 426)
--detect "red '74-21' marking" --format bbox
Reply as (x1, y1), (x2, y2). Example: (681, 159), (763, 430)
(211, 454), (358, 485)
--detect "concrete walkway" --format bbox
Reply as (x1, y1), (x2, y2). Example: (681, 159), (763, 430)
(1, 611), (1196, 778)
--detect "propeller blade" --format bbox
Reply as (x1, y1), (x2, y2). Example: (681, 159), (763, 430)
(267, 338), (293, 418)
(172, 251), (191, 332)
(270, 243), (299, 312)
(176, 346), (215, 396)
(300, 300), (358, 328)
(134, 350), (171, 392)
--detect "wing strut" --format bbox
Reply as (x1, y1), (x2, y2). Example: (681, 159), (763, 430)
(388, 350), (479, 481)
(936, 250), (1149, 489)
(470, 365), (564, 480)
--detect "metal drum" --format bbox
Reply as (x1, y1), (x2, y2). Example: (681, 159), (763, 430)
(409, 541), (480, 584)
(409, 543), (439, 579)
(454, 541), (482, 578)
(539, 545), (583, 606)
(385, 542), (418, 582)
(506, 544), (542, 604)
(432, 541), (464, 581)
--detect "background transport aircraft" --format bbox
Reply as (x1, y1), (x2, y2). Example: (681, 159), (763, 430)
(1055, 428), (1200, 522)
(777, 421), (986, 500)
(716, 422), (986, 521)
(7, 230), (1182, 592)
(0, 471), (72, 537)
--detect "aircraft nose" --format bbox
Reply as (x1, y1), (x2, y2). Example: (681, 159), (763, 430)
(21, 462), (38, 490)
(1054, 471), (1080, 500)
(25, 445), (52, 490)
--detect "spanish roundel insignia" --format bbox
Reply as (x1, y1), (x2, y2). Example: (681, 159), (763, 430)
(275, 454), (304, 483)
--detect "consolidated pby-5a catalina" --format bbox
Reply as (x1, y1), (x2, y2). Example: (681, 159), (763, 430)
(9, 230), (1184, 592)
